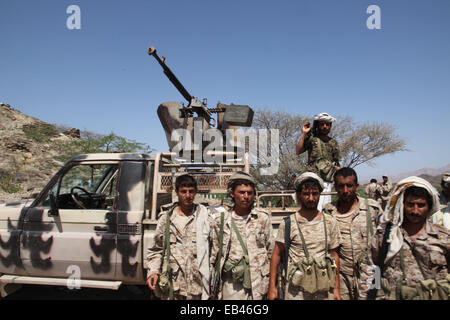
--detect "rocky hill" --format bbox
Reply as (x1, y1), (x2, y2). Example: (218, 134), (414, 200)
(0, 103), (81, 203)
(388, 165), (450, 184)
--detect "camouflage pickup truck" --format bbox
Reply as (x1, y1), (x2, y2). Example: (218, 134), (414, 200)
(0, 151), (249, 298)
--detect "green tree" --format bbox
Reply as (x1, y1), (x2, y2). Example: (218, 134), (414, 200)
(55, 130), (153, 162)
(251, 109), (407, 190)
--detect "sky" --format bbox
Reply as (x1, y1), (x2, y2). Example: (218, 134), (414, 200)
(1, 0), (449, 182)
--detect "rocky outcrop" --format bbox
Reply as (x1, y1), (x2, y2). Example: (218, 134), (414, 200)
(0, 103), (80, 203)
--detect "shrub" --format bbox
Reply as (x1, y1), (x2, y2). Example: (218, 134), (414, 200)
(0, 175), (22, 193)
(22, 123), (59, 143)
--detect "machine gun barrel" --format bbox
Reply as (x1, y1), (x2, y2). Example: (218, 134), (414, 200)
(148, 46), (193, 103)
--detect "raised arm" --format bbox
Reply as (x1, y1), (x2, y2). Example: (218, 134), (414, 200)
(295, 122), (312, 155)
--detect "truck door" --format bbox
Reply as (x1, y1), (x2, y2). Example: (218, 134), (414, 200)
(115, 161), (147, 284)
(20, 162), (119, 280)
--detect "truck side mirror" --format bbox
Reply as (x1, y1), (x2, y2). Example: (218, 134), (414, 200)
(48, 192), (59, 216)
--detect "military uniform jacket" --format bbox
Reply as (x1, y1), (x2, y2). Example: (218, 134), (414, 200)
(380, 181), (393, 201)
(323, 197), (381, 277)
(363, 221), (450, 300)
(304, 135), (340, 170)
(365, 183), (382, 203)
(209, 206), (274, 300)
(146, 203), (208, 298)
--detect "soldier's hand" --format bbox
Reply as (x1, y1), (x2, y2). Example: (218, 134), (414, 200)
(147, 273), (159, 291)
(267, 285), (278, 300)
(302, 122), (312, 135)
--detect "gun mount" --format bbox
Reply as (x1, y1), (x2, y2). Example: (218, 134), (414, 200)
(147, 47), (254, 152)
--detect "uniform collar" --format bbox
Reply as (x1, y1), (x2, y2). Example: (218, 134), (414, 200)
(231, 206), (258, 218)
(401, 220), (438, 244)
(425, 220), (439, 236)
(329, 196), (362, 217)
(169, 202), (198, 220)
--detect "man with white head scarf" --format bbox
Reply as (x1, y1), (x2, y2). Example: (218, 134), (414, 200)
(296, 112), (341, 211)
(362, 176), (450, 300)
(268, 172), (342, 300)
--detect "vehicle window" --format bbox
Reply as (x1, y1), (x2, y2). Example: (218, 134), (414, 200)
(37, 163), (119, 210)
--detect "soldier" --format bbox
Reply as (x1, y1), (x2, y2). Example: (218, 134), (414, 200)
(146, 174), (211, 300)
(362, 176), (450, 300)
(209, 171), (273, 300)
(323, 168), (382, 300)
(295, 112), (341, 211)
(365, 179), (382, 205)
(431, 172), (450, 229)
(268, 172), (342, 300)
(380, 174), (393, 210)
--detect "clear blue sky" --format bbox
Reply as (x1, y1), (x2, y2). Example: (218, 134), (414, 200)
(1, 0), (449, 181)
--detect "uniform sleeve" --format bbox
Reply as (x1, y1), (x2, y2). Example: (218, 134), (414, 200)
(368, 199), (383, 229)
(264, 214), (274, 261)
(327, 216), (341, 251)
(275, 218), (286, 244)
(303, 134), (313, 152)
(146, 213), (166, 277)
(331, 139), (340, 164)
(208, 210), (219, 275)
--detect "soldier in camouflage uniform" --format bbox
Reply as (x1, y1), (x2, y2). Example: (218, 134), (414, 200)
(296, 112), (341, 211)
(268, 172), (342, 300)
(431, 172), (450, 229)
(361, 176), (450, 300)
(380, 175), (393, 210)
(210, 172), (273, 300)
(323, 168), (382, 300)
(146, 174), (211, 300)
(365, 179), (382, 205)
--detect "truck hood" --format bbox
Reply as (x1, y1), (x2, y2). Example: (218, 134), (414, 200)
(0, 199), (34, 219)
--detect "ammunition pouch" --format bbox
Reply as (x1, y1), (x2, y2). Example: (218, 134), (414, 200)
(436, 274), (450, 300)
(315, 258), (330, 292)
(288, 256), (336, 294)
(392, 276), (450, 300)
(157, 270), (171, 295)
(288, 257), (316, 294)
(223, 256), (251, 290)
(313, 158), (338, 183)
(395, 281), (420, 300)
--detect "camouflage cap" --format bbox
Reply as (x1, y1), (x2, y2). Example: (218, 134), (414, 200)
(442, 172), (450, 183)
(294, 172), (324, 191)
(313, 112), (336, 123)
(227, 171), (256, 187)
